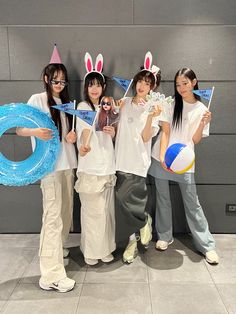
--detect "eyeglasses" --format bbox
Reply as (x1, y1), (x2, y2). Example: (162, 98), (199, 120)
(50, 80), (68, 87)
(101, 101), (112, 107)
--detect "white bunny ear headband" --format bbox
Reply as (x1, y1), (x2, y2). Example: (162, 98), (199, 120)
(84, 52), (105, 82)
(142, 51), (160, 83)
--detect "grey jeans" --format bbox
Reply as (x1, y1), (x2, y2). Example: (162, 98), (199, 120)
(154, 178), (215, 253)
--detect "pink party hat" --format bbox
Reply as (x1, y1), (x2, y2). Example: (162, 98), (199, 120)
(49, 43), (62, 64)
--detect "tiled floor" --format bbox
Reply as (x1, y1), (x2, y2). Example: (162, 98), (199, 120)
(0, 233), (236, 314)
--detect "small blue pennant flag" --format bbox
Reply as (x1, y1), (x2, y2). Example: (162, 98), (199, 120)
(113, 76), (132, 91)
(52, 102), (75, 112)
(192, 89), (213, 101)
(66, 109), (97, 126)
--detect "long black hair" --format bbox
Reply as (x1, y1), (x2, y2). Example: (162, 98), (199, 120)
(42, 63), (71, 141)
(132, 69), (161, 94)
(173, 68), (200, 129)
(84, 72), (106, 111)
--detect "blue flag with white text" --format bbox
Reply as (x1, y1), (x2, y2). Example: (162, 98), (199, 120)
(192, 89), (213, 101)
(64, 109), (97, 126)
(52, 104), (97, 126)
(113, 76), (132, 91)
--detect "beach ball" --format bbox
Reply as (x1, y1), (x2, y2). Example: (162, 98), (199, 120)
(164, 143), (195, 174)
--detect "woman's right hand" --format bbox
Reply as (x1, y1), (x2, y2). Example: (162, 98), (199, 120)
(33, 128), (53, 140)
(79, 145), (91, 157)
(160, 154), (168, 171)
(115, 99), (125, 110)
(160, 159), (168, 170)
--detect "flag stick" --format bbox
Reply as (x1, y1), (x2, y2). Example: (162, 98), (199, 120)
(207, 86), (215, 110)
(72, 100), (76, 131)
(123, 79), (133, 98)
(85, 110), (99, 148)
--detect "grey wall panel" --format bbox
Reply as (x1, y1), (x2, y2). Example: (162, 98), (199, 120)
(0, 185), (42, 233)
(195, 135), (236, 184)
(2, 135), (38, 163)
(13, 135), (32, 161)
(8, 26), (236, 81)
(0, 27), (10, 80)
(0, 134), (15, 161)
(0, 0), (133, 25)
(134, 0), (236, 25)
(195, 185), (236, 233)
(2, 0), (236, 26)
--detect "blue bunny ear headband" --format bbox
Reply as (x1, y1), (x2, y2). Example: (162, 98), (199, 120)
(84, 52), (105, 82)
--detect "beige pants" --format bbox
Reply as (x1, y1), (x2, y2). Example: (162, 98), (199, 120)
(75, 173), (116, 259)
(39, 169), (74, 284)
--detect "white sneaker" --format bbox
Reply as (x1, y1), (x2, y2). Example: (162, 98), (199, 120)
(155, 239), (174, 251)
(63, 248), (70, 258)
(140, 214), (152, 247)
(84, 258), (98, 265)
(101, 254), (114, 263)
(123, 237), (139, 264)
(205, 250), (219, 265)
(39, 277), (75, 293)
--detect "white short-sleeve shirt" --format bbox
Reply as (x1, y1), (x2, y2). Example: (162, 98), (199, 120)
(115, 97), (168, 177)
(76, 101), (116, 176)
(28, 92), (77, 172)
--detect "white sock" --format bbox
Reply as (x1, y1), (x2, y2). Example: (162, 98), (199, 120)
(129, 234), (136, 242)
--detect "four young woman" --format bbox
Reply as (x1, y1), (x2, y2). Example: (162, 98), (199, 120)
(17, 47), (219, 293)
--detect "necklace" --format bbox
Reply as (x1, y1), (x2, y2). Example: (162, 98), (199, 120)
(132, 96), (141, 106)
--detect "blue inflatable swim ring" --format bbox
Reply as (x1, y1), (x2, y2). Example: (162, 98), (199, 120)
(0, 103), (60, 186)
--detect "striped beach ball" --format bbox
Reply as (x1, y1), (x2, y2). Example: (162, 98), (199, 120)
(164, 143), (195, 174)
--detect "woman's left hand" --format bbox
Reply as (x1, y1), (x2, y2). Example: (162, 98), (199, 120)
(66, 130), (77, 143)
(103, 126), (115, 138)
(201, 111), (212, 125)
(148, 105), (162, 118)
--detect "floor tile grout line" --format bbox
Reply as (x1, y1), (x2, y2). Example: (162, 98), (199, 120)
(72, 284), (85, 314)
(0, 299), (11, 314)
(1, 277), (22, 313)
(203, 261), (229, 313)
(214, 284), (230, 314)
(72, 253), (89, 313)
(146, 256), (154, 314)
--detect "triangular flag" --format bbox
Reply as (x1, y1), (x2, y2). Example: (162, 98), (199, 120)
(52, 103), (75, 112)
(49, 44), (62, 64)
(52, 104), (97, 126)
(192, 89), (213, 101)
(113, 76), (132, 91)
(66, 109), (97, 126)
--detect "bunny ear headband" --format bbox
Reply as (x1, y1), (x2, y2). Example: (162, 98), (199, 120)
(142, 51), (160, 83)
(84, 52), (105, 82)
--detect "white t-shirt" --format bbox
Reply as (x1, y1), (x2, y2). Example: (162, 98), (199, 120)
(151, 99), (209, 172)
(76, 101), (115, 176)
(28, 92), (77, 172)
(115, 97), (168, 178)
